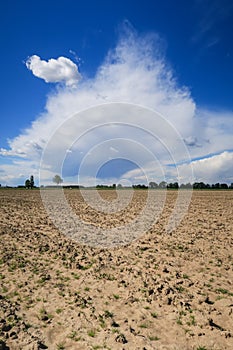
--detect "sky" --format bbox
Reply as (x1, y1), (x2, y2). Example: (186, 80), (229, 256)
(0, 0), (233, 186)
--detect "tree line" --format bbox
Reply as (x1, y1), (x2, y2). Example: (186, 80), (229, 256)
(1, 174), (233, 190)
(96, 181), (233, 189)
(146, 181), (233, 189)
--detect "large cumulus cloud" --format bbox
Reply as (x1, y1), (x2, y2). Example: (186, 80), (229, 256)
(1, 25), (233, 186)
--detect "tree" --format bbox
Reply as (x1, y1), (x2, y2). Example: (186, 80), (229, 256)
(159, 181), (167, 189)
(193, 182), (206, 189)
(149, 181), (158, 189)
(53, 174), (63, 185)
(220, 183), (228, 189)
(25, 175), (35, 189)
(167, 182), (179, 189)
(132, 184), (148, 189)
(30, 175), (34, 189)
(180, 183), (192, 189)
(25, 179), (30, 189)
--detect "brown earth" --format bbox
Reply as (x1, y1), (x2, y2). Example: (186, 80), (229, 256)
(0, 189), (232, 350)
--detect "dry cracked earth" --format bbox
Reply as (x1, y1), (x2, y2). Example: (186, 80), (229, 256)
(0, 189), (232, 350)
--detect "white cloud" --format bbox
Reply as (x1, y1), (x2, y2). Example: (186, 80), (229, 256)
(26, 55), (81, 86)
(178, 151), (233, 184)
(120, 151), (233, 185)
(0, 159), (39, 186)
(1, 25), (233, 186)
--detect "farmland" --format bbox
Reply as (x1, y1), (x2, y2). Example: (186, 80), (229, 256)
(0, 189), (232, 349)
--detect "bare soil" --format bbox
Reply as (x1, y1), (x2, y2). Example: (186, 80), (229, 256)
(0, 189), (232, 350)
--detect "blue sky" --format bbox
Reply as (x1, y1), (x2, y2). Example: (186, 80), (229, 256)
(0, 0), (233, 186)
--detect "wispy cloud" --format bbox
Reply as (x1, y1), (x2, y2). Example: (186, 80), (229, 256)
(184, 136), (202, 148)
(191, 0), (233, 52)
